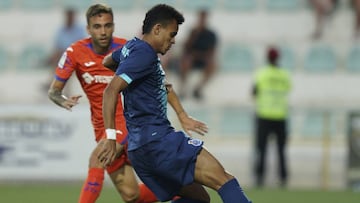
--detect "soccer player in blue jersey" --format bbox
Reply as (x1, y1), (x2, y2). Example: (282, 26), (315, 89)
(99, 4), (252, 203)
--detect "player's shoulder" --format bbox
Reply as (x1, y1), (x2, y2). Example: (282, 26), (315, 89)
(66, 37), (91, 52)
(128, 38), (153, 52)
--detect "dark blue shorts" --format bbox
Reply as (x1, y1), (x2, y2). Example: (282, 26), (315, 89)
(128, 131), (204, 201)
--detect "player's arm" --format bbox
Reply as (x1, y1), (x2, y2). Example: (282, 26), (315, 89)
(103, 52), (118, 72)
(99, 75), (128, 166)
(166, 82), (208, 136)
(48, 79), (82, 111)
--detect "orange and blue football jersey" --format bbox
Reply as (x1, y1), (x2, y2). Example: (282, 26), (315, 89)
(55, 37), (127, 142)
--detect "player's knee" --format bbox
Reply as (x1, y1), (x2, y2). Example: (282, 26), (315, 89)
(118, 187), (139, 203)
(88, 152), (104, 168)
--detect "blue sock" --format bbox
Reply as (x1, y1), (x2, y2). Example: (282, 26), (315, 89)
(172, 198), (207, 203)
(218, 178), (252, 203)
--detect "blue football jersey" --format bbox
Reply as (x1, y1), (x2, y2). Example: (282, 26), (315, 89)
(114, 37), (174, 150)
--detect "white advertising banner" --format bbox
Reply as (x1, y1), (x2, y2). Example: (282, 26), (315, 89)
(0, 104), (95, 181)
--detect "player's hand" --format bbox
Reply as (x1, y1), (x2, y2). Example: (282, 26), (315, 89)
(62, 95), (82, 111)
(178, 113), (208, 136)
(97, 139), (117, 167)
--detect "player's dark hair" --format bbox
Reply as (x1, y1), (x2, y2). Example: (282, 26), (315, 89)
(86, 4), (113, 25)
(142, 4), (184, 34)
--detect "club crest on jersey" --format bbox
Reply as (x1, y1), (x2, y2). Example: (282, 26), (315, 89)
(188, 138), (202, 147)
(58, 52), (67, 69)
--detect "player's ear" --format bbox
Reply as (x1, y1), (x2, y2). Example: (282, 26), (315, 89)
(153, 23), (161, 35)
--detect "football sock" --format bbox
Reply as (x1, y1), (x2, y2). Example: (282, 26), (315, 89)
(218, 178), (252, 203)
(171, 198), (208, 203)
(78, 168), (104, 203)
(135, 183), (158, 203)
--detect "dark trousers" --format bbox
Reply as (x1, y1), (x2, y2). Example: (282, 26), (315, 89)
(254, 116), (288, 186)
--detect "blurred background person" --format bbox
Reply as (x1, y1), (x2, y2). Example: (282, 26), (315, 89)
(251, 46), (292, 188)
(43, 7), (87, 94)
(308, 0), (339, 40)
(351, 0), (360, 38)
(179, 9), (218, 100)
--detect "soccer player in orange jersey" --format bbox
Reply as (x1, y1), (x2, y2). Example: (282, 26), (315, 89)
(48, 4), (157, 203)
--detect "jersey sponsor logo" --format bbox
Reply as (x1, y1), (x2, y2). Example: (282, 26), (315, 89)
(188, 138), (203, 147)
(81, 72), (113, 84)
(84, 61), (96, 67)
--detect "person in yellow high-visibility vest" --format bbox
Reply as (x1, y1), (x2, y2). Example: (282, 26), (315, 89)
(251, 46), (291, 188)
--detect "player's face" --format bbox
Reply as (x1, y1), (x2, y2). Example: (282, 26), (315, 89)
(87, 13), (114, 53)
(157, 20), (178, 55)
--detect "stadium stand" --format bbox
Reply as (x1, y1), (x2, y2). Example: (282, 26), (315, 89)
(59, 0), (93, 11)
(300, 110), (337, 138)
(266, 0), (302, 11)
(17, 44), (48, 71)
(219, 106), (253, 137)
(182, 0), (217, 10)
(303, 44), (337, 73)
(0, 46), (9, 72)
(220, 43), (255, 72)
(222, 0), (257, 11)
(141, 0), (177, 9)
(346, 44), (360, 72)
(104, 0), (135, 11)
(278, 45), (296, 72)
(18, 0), (56, 10)
(0, 0), (13, 10)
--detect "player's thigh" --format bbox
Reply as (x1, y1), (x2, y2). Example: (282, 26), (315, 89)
(109, 164), (140, 198)
(194, 147), (234, 190)
(178, 183), (210, 202)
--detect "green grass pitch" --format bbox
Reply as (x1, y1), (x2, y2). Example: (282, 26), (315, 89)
(0, 183), (359, 203)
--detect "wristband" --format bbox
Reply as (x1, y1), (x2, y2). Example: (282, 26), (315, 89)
(105, 129), (116, 140)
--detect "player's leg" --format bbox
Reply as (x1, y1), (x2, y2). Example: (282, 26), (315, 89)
(194, 147), (252, 203)
(193, 53), (216, 99)
(179, 53), (193, 98)
(78, 139), (113, 203)
(109, 164), (157, 203)
(275, 120), (288, 186)
(172, 183), (210, 203)
(106, 143), (158, 203)
(254, 117), (269, 187)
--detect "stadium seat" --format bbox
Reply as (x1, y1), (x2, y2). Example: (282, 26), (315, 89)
(0, 0), (13, 10)
(104, 0), (135, 11)
(219, 107), (253, 136)
(18, 0), (56, 10)
(59, 0), (93, 11)
(182, 0), (217, 11)
(0, 46), (9, 72)
(300, 110), (335, 138)
(141, 0), (177, 9)
(278, 45), (296, 72)
(266, 0), (301, 11)
(17, 44), (48, 71)
(303, 44), (337, 73)
(188, 107), (212, 126)
(223, 0), (257, 11)
(346, 45), (360, 72)
(220, 43), (255, 72)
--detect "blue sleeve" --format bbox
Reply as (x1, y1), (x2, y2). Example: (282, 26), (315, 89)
(115, 45), (156, 84)
(111, 48), (122, 64)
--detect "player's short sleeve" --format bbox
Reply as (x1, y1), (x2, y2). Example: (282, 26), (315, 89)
(111, 48), (122, 64)
(54, 46), (77, 82)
